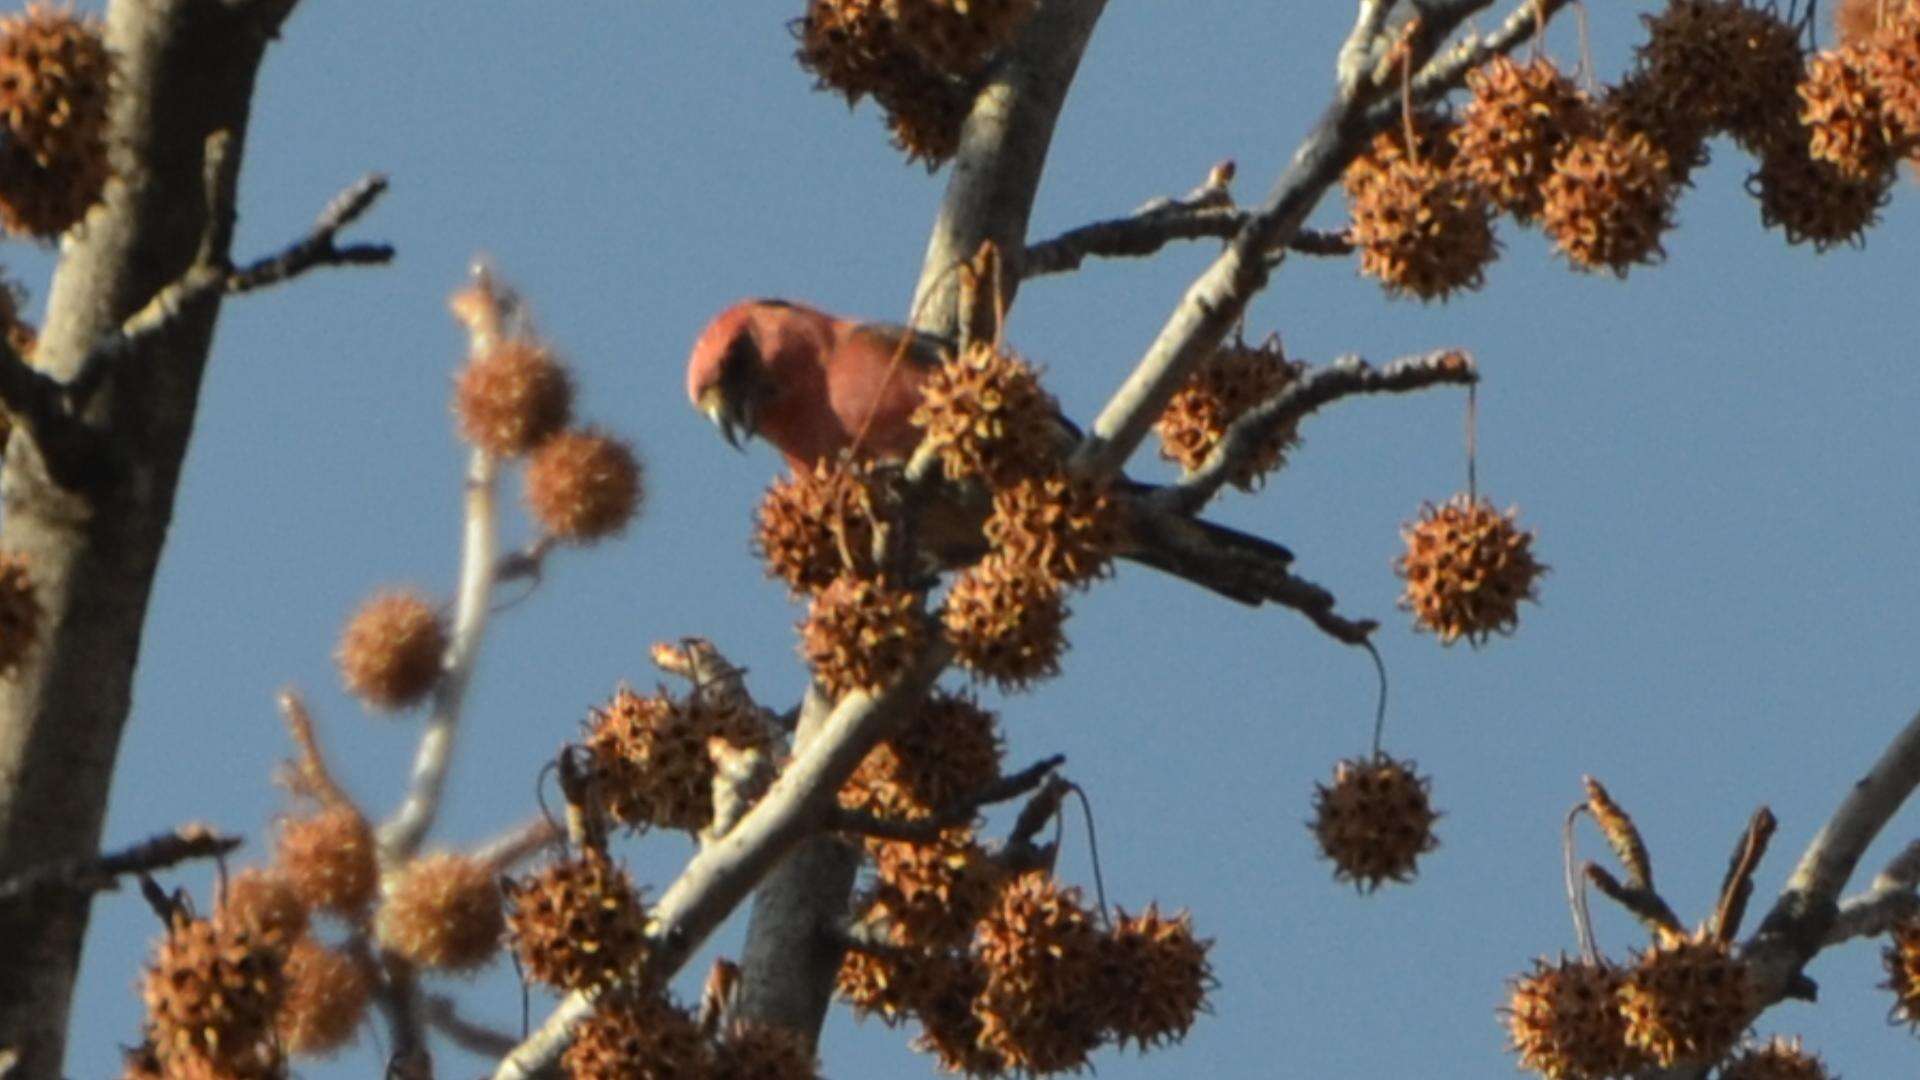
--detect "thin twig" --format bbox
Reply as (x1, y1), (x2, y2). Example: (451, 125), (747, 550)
(0, 826), (240, 903)
(278, 690), (353, 807)
(420, 995), (518, 1058)
(471, 816), (562, 872)
(1585, 863), (1684, 939)
(1159, 350), (1477, 515)
(1710, 807), (1775, 943)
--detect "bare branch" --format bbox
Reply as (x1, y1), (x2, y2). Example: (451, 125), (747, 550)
(1158, 349), (1477, 515)
(470, 815), (562, 871)
(1070, 0), (1561, 481)
(492, 646), (954, 1078)
(1586, 863), (1684, 939)
(377, 446), (500, 863)
(1710, 808), (1775, 943)
(1018, 160), (1353, 279)
(371, 949), (432, 1080)
(1829, 886), (1920, 945)
(277, 689), (353, 807)
(0, 825), (239, 903)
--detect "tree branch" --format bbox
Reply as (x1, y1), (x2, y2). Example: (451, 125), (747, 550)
(0, 825), (239, 904)
(828, 754), (1067, 843)
(421, 994), (518, 1058)
(908, 0), (1110, 336)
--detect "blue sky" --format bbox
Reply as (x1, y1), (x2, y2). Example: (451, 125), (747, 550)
(39, 1), (1920, 1076)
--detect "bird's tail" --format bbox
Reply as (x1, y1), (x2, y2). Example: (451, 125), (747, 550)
(1117, 499), (1295, 607)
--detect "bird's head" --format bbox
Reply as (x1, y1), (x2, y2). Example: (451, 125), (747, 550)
(686, 300), (794, 451)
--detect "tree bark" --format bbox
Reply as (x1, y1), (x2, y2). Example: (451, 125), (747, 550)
(0, 1), (297, 1074)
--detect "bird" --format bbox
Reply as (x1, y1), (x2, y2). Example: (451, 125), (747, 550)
(686, 298), (1297, 605)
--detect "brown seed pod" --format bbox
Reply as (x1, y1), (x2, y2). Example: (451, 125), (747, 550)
(1600, 74), (1713, 187)
(453, 337), (573, 457)
(754, 457), (899, 597)
(1501, 955), (1650, 1080)
(1617, 933), (1756, 1067)
(868, 828), (1010, 948)
(794, 0), (922, 104)
(910, 956), (1008, 1076)
(1310, 754), (1440, 890)
(139, 913), (285, 1076)
(1343, 112), (1461, 198)
(1867, 15), (1920, 145)
(0, 5), (112, 238)
(582, 684), (766, 833)
(1346, 129), (1498, 301)
(1395, 494), (1546, 646)
(1154, 335), (1304, 491)
(711, 1021), (821, 1080)
(1801, 44), (1903, 179)
(335, 590), (445, 711)
(217, 867), (310, 947)
(1098, 904), (1214, 1051)
(503, 847), (650, 992)
(1749, 128), (1892, 248)
(879, 71), (974, 169)
(0, 550), (40, 677)
(1883, 914), (1920, 1027)
(562, 990), (710, 1080)
(276, 937), (372, 1058)
(909, 341), (1062, 488)
(1455, 57), (1596, 222)
(800, 573), (928, 700)
(883, 0), (1036, 76)
(1718, 1036), (1832, 1080)
(275, 802), (378, 917)
(941, 554), (1069, 692)
(982, 470), (1122, 589)
(839, 689), (1003, 822)
(374, 851), (504, 972)
(1540, 126), (1677, 276)
(1633, 0), (1806, 152)
(970, 870), (1107, 1075)
(836, 934), (954, 1025)
(523, 427), (644, 543)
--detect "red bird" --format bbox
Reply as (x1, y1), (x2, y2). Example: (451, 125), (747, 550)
(686, 298), (1295, 604)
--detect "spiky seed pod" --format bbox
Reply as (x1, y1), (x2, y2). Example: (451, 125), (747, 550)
(523, 428), (644, 543)
(0, 551), (39, 677)
(1601, 74), (1713, 187)
(1455, 57), (1596, 222)
(1882, 914), (1920, 1026)
(1343, 112), (1461, 198)
(374, 851), (504, 972)
(1098, 904), (1213, 1051)
(982, 470), (1122, 589)
(1502, 955), (1649, 1080)
(1718, 1036), (1831, 1080)
(1617, 933), (1756, 1067)
(453, 337), (573, 457)
(140, 913), (285, 1075)
(942, 553), (1068, 692)
(1749, 130), (1892, 248)
(276, 937), (371, 1057)
(878, 70), (974, 168)
(1867, 16), (1920, 144)
(911, 956), (1008, 1076)
(711, 1021), (821, 1080)
(217, 868), (309, 947)
(336, 590), (445, 711)
(836, 936), (952, 1024)
(840, 689), (1003, 821)
(583, 685), (766, 833)
(869, 828), (1010, 948)
(970, 871), (1107, 1075)
(1396, 494), (1545, 646)
(883, 0), (1036, 76)
(754, 458), (898, 596)
(910, 342), (1062, 488)
(1634, 0), (1807, 152)
(0, 5), (111, 238)
(1801, 45), (1902, 178)
(1347, 150), (1497, 301)
(503, 848), (650, 992)
(800, 573), (927, 700)
(1311, 754), (1440, 890)
(1154, 336), (1304, 490)
(794, 0), (920, 104)
(1540, 126), (1676, 276)
(276, 803), (378, 917)
(562, 991), (711, 1080)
